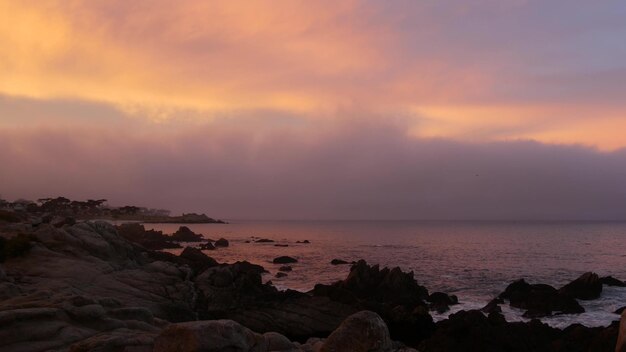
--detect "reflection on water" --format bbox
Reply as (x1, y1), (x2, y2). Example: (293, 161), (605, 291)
(147, 220), (626, 328)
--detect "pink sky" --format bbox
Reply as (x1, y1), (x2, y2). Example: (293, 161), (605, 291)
(1, 1), (626, 219)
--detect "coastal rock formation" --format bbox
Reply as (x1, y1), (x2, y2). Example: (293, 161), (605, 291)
(179, 246), (219, 274)
(117, 222), (181, 250)
(427, 292), (459, 313)
(499, 279), (584, 317)
(215, 238), (229, 247)
(171, 226), (204, 242)
(330, 259), (349, 265)
(312, 260), (435, 345)
(0, 221), (196, 351)
(418, 309), (619, 352)
(559, 272), (603, 300)
(273, 256), (298, 264)
(600, 276), (626, 287)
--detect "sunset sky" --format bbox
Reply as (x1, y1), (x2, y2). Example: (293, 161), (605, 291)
(1, 1), (626, 220)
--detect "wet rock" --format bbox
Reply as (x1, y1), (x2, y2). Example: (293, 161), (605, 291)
(296, 240), (311, 244)
(179, 247), (219, 273)
(279, 265), (292, 272)
(427, 292), (458, 313)
(170, 226), (204, 242)
(600, 276), (626, 287)
(215, 238), (229, 247)
(200, 241), (216, 250)
(273, 256), (298, 264)
(320, 311), (392, 352)
(274, 244), (289, 247)
(499, 279), (584, 317)
(481, 298), (503, 314)
(331, 259), (349, 265)
(559, 272), (602, 300)
(256, 238), (275, 243)
(616, 306), (626, 315)
(275, 272), (288, 278)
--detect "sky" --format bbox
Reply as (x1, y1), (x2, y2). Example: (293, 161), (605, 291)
(1, 0), (626, 220)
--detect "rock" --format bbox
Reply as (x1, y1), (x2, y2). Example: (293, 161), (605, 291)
(263, 331), (299, 351)
(320, 311), (392, 352)
(312, 260), (434, 345)
(499, 279), (584, 317)
(427, 292), (458, 313)
(600, 276), (626, 287)
(256, 239), (275, 243)
(117, 223), (181, 250)
(559, 272), (603, 300)
(215, 238), (229, 247)
(296, 240), (310, 244)
(618, 311), (626, 352)
(481, 298), (503, 314)
(275, 272), (288, 278)
(170, 226), (204, 242)
(51, 216), (76, 228)
(330, 259), (349, 265)
(274, 244), (289, 247)
(153, 320), (266, 352)
(179, 247), (219, 273)
(200, 241), (216, 250)
(273, 256), (298, 264)
(279, 266), (292, 272)
(616, 306), (626, 315)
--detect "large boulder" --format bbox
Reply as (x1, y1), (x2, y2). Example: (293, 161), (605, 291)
(215, 238), (230, 247)
(153, 320), (266, 352)
(559, 272), (602, 300)
(320, 311), (391, 352)
(600, 276), (626, 287)
(499, 279), (584, 317)
(273, 256), (298, 264)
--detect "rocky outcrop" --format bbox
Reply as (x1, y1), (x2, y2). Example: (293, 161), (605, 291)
(559, 272), (603, 300)
(312, 260), (435, 345)
(600, 276), (626, 287)
(427, 292), (459, 313)
(117, 222), (181, 250)
(171, 226), (204, 242)
(418, 309), (619, 352)
(330, 259), (349, 265)
(0, 221), (196, 351)
(179, 246), (219, 274)
(499, 279), (584, 318)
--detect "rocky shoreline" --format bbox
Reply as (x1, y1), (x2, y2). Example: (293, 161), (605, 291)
(0, 216), (624, 352)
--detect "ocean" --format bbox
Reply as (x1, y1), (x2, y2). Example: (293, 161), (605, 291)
(145, 220), (626, 328)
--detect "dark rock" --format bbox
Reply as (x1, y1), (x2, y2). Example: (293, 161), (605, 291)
(481, 298), (503, 314)
(616, 306), (626, 315)
(279, 265), (292, 272)
(170, 226), (204, 242)
(421, 309), (621, 352)
(199, 241), (215, 250)
(500, 279), (584, 317)
(618, 311), (626, 352)
(214, 238), (229, 247)
(600, 276), (626, 287)
(331, 259), (349, 265)
(273, 256), (298, 264)
(275, 272), (288, 278)
(559, 272), (602, 300)
(313, 260), (434, 345)
(427, 292), (459, 313)
(320, 311), (392, 352)
(296, 240), (311, 244)
(274, 244), (289, 247)
(51, 216), (76, 228)
(179, 247), (219, 273)
(153, 320), (266, 352)
(255, 238), (274, 243)
(117, 223), (181, 250)
(0, 210), (23, 223)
